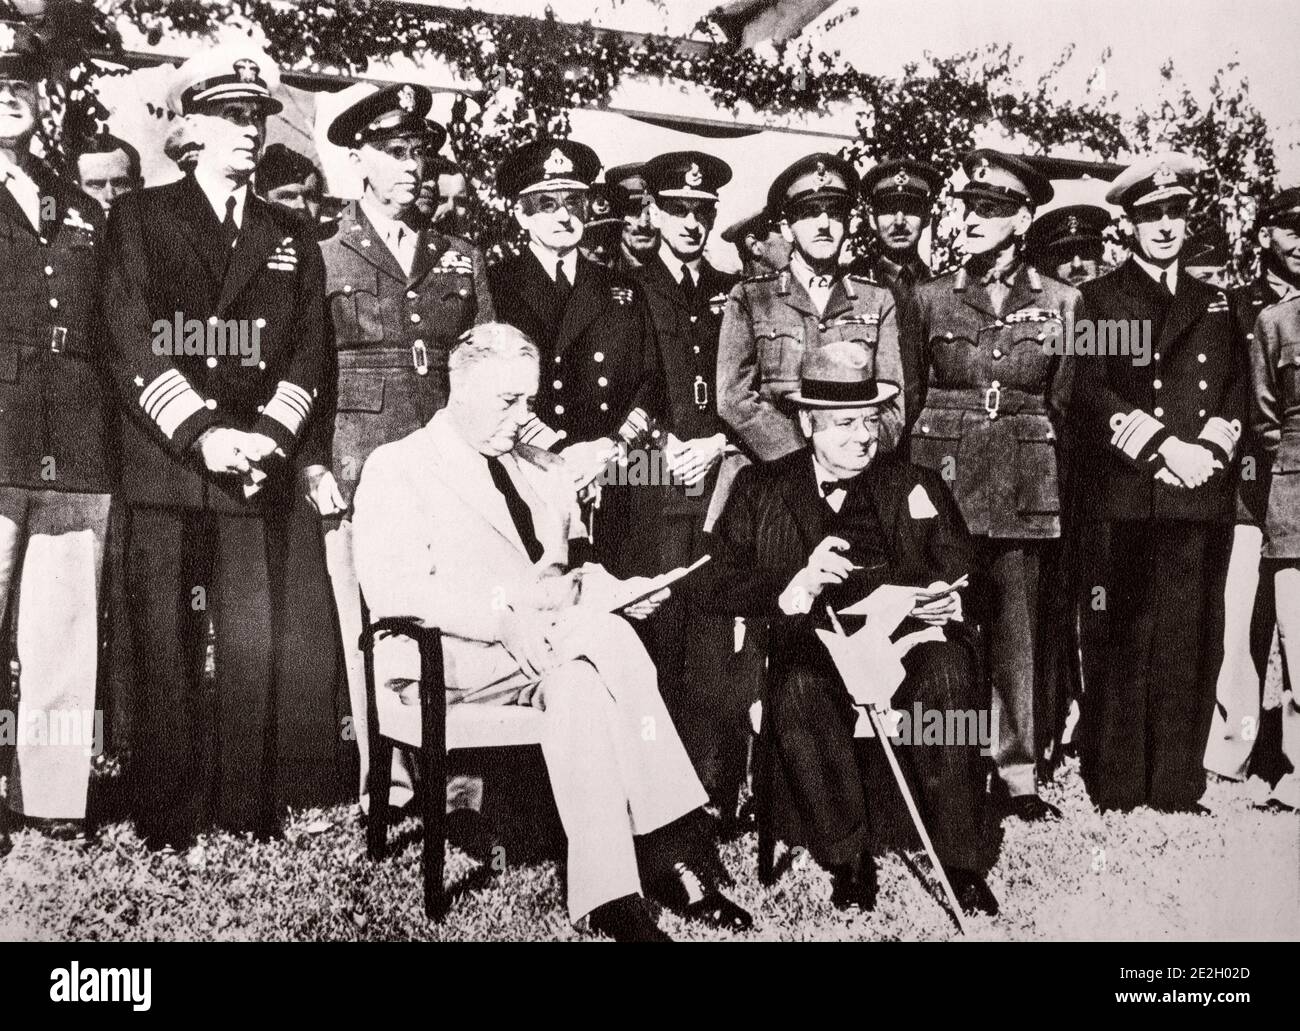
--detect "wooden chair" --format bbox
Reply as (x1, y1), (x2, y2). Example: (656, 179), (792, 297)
(358, 597), (545, 919)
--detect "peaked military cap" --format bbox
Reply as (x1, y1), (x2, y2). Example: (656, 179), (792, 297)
(583, 183), (622, 228)
(499, 138), (600, 197)
(720, 208), (772, 245)
(643, 150), (732, 201)
(1105, 152), (1200, 208)
(326, 82), (446, 150)
(767, 152), (859, 217)
(862, 158), (945, 204)
(1259, 186), (1300, 230)
(957, 149), (1052, 208)
(1026, 204), (1110, 265)
(0, 19), (44, 80)
(167, 43), (283, 116)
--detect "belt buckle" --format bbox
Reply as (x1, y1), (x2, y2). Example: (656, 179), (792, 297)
(50, 325), (67, 354)
(693, 375), (709, 409)
(411, 341), (429, 376)
(984, 380), (1001, 420)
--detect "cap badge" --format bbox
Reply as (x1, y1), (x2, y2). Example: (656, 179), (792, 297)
(812, 161), (830, 189)
(233, 59), (259, 84)
(397, 85), (416, 112)
(893, 169), (910, 191)
(973, 158), (991, 182)
(544, 148), (574, 176)
(0, 24), (16, 53)
(591, 195), (610, 216)
(1067, 215), (1080, 234)
(1153, 163), (1177, 187)
(685, 163), (704, 188)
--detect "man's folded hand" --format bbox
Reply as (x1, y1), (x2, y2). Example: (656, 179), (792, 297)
(498, 608), (556, 680)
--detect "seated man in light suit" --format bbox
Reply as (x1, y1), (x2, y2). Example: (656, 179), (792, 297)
(351, 322), (752, 941)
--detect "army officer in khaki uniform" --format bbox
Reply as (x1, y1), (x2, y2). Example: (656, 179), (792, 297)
(718, 153), (905, 464)
(910, 149), (1082, 821)
(314, 83), (494, 807)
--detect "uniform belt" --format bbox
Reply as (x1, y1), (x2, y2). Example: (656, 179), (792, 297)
(337, 345), (432, 375)
(924, 386), (1047, 420)
(16, 325), (94, 360)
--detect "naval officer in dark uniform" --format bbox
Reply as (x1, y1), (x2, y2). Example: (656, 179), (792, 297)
(99, 44), (333, 847)
(1076, 153), (1245, 812)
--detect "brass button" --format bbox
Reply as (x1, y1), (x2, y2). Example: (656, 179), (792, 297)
(553, 380), (563, 390)
(1197, 353), (1206, 363)
(554, 404), (564, 415)
(1154, 407), (1164, 417)
(204, 398), (217, 410)
(256, 317), (266, 328)
(48, 297), (58, 308)
(1153, 379), (1162, 389)
(599, 402), (609, 412)
(598, 376), (608, 387)
(993, 349), (1002, 359)
(410, 313), (421, 323)
(206, 356), (218, 368)
(406, 290), (417, 300)
(1199, 380), (1208, 390)
(593, 351), (605, 362)
(43, 265), (53, 276)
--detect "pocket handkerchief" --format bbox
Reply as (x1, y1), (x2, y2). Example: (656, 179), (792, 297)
(908, 483), (938, 519)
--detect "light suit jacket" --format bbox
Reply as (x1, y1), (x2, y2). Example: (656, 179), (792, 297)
(352, 408), (582, 699)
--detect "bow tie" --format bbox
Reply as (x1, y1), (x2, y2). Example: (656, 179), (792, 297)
(820, 477), (850, 496)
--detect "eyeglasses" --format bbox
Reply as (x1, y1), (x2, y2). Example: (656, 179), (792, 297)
(965, 198), (1021, 220)
(786, 198), (850, 223)
(375, 140), (435, 163)
(530, 193), (588, 218)
(1130, 201), (1191, 224)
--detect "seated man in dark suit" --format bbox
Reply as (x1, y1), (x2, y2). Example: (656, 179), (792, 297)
(709, 341), (998, 915)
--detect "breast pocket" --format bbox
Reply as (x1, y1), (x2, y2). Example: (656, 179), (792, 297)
(1014, 420), (1060, 515)
(331, 278), (385, 344)
(1279, 340), (1300, 407)
(754, 323), (802, 392)
(910, 409), (965, 478)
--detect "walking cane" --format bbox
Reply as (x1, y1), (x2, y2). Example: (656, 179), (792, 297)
(825, 605), (971, 935)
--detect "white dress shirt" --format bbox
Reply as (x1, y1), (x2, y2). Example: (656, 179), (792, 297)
(0, 154), (42, 231)
(659, 242), (702, 286)
(1132, 253), (1180, 296)
(529, 240), (578, 285)
(193, 169), (248, 230)
(813, 454), (855, 513)
(362, 198), (417, 277)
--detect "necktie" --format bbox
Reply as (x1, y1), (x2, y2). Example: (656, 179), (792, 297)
(221, 195), (239, 254)
(488, 457), (544, 563)
(680, 264), (697, 307)
(555, 259), (572, 304)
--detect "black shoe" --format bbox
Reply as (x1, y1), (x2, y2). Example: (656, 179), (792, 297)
(829, 851), (878, 912)
(649, 861), (753, 932)
(1005, 795), (1061, 822)
(19, 815), (85, 842)
(948, 868), (999, 916)
(588, 894), (672, 942)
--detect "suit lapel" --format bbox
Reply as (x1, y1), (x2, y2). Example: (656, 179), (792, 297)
(337, 207), (407, 285)
(164, 176), (229, 281)
(511, 248), (564, 346)
(776, 270), (820, 320)
(556, 257), (612, 356)
(954, 266), (1002, 322)
(776, 453), (830, 553)
(216, 193), (280, 316)
(421, 418), (528, 558)
(1158, 269), (1211, 353)
(407, 226), (449, 288)
(999, 262), (1042, 318)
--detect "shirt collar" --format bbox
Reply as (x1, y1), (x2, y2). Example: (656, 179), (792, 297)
(0, 153), (41, 229)
(659, 242), (702, 283)
(193, 170), (248, 227)
(1265, 267), (1300, 302)
(790, 251), (836, 294)
(529, 240), (578, 283)
(812, 453), (857, 494)
(1131, 253), (1179, 293)
(360, 198), (413, 244)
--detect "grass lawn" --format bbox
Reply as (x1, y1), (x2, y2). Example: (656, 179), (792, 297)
(1, 755), (1296, 941)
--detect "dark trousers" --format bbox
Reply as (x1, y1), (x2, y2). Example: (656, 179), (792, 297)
(634, 503), (761, 815)
(771, 639), (989, 872)
(973, 538), (1042, 797)
(1082, 519), (1232, 809)
(127, 504), (287, 845)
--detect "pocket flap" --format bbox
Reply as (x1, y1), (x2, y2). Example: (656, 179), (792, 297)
(337, 370), (385, 412)
(1013, 417), (1058, 443)
(913, 409), (965, 439)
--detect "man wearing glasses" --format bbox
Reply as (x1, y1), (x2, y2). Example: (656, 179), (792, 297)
(717, 152), (905, 465)
(909, 149), (1082, 823)
(1076, 153), (1245, 813)
(100, 45), (332, 847)
(316, 83), (495, 811)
